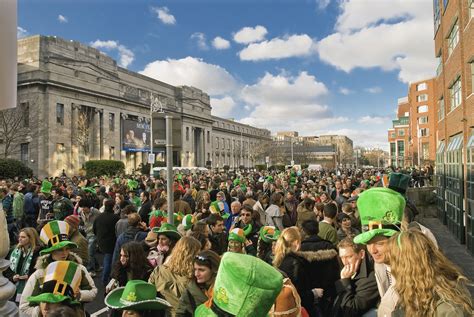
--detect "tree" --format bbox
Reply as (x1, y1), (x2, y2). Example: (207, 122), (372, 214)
(76, 107), (93, 156)
(0, 103), (31, 158)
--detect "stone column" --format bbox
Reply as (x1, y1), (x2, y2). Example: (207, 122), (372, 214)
(70, 104), (79, 174)
(0, 208), (18, 316)
(93, 108), (102, 159)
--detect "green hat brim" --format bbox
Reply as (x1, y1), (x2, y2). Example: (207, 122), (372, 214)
(152, 228), (182, 241)
(195, 304), (218, 317)
(28, 293), (79, 305)
(105, 286), (171, 311)
(353, 229), (397, 245)
(40, 241), (78, 255)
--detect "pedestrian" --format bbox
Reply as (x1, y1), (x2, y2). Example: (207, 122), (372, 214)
(112, 213), (148, 266)
(64, 215), (89, 268)
(318, 203), (339, 246)
(77, 198), (101, 275)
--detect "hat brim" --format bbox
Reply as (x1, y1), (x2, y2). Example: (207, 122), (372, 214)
(195, 304), (218, 317)
(40, 241), (78, 255)
(105, 286), (171, 311)
(27, 293), (79, 305)
(153, 229), (181, 241)
(353, 229), (397, 245)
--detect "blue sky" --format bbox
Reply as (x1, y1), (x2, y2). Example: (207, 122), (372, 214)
(17, 0), (437, 149)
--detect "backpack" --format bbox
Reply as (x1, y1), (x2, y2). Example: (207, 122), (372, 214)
(269, 277), (309, 317)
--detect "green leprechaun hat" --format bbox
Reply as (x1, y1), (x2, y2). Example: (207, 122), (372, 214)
(28, 261), (82, 305)
(127, 179), (139, 191)
(182, 214), (196, 231)
(209, 201), (225, 214)
(228, 228), (246, 244)
(195, 252), (283, 317)
(259, 226), (281, 244)
(40, 220), (78, 255)
(353, 187), (405, 245)
(40, 180), (52, 194)
(105, 280), (171, 311)
(388, 172), (411, 195)
(152, 222), (182, 241)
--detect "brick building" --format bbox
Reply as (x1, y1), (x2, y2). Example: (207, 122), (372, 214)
(432, 0), (474, 254)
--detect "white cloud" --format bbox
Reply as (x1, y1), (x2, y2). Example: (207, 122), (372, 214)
(210, 96), (236, 117)
(339, 87), (353, 95)
(191, 32), (209, 50)
(317, 0), (331, 10)
(90, 40), (134, 68)
(17, 26), (28, 38)
(317, 0), (436, 83)
(58, 15), (68, 23)
(152, 7), (176, 25)
(238, 71), (347, 134)
(233, 25), (268, 44)
(357, 115), (392, 124)
(365, 86), (382, 94)
(212, 36), (231, 50)
(239, 34), (314, 61)
(140, 56), (238, 95)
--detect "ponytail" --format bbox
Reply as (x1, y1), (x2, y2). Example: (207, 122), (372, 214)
(272, 227), (301, 268)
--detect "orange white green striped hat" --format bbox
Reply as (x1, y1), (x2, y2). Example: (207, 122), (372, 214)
(28, 261), (82, 304)
(39, 220), (78, 255)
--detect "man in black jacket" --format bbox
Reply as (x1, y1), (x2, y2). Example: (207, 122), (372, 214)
(138, 191), (152, 225)
(332, 237), (379, 317)
(207, 213), (228, 255)
(300, 219), (335, 252)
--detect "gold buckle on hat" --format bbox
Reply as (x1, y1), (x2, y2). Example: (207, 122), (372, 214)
(53, 281), (67, 295)
(51, 235), (60, 246)
(368, 221), (383, 231)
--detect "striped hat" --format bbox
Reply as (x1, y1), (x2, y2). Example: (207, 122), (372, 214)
(40, 220), (78, 255)
(182, 214), (196, 231)
(28, 261), (82, 304)
(228, 228), (246, 244)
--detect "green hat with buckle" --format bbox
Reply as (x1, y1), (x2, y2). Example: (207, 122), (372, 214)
(41, 180), (52, 194)
(28, 261), (82, 305)
(353, 187), (405, 245)
(105, 280), (171, 311)
(152, 222), (182, 241)
(195, 252), (283, 317)
(39, 221), (78, 255)
(259, 226), (281, 244)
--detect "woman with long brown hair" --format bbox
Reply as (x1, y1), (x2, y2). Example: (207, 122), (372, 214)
(389, 229), (473, 316)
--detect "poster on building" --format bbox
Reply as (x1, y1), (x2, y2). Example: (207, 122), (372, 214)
(122, 119), (151, 152)
(0, 0), (17, 110)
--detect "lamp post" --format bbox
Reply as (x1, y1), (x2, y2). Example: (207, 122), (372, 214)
(149, 94), (164, 179)
(290, 137), (294, 166)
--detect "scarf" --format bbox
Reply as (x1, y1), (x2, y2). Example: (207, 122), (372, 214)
(9, 247), (34, 300)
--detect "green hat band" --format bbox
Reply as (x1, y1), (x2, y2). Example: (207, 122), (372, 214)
(27, 293), (79, 305)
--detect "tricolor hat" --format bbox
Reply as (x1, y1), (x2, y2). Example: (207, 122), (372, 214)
(152, 222), (182, 241)
(259, 226), (281, 244)
(182, 214), (196, 231)
(40, 221), (78, 255)
(28, 261), (82, 305)
(353, 187), (405, 245)
(228, 228), (246, 244)
(41, 180), (52, 194)
(195, 253), (283, 317)
(105, 280), (171, 311)
(209, 201), (225, 214)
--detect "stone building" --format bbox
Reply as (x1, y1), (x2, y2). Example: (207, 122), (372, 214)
(4, 35), (270, 177)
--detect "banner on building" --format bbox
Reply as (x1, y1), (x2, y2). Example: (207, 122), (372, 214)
(122, 119), (151, 152)
(0, 0), (17, 110)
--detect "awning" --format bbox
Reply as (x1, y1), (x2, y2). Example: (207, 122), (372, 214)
(446, 134), (463, 151)
(437, 141), (445, 153)
(467, 132), (474, 148)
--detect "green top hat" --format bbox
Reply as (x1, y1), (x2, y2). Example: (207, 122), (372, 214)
(41, 180), (52, 194)
(105, 280), (171, 311)
(40, 221), (78, 255)
(259, 226), (281, 244)
(195, 253), (283, 317)
(28, 261), (82, 305)
(388, 172), (410, 195)
(353, 187), (405, 245)
(127, 179), (139, 191)
(152, 223), (182, 241)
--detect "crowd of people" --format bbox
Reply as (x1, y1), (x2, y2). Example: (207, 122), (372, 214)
(0, 166), (472, 317)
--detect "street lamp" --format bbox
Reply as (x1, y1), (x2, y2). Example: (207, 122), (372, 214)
(149, 94), (164, 179)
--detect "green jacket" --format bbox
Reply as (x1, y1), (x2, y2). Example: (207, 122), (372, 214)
(318, 221), (339, 246)
(393, 301), (469, 317)
(175, 280), (209, 317)
(13, 192), (25, 219)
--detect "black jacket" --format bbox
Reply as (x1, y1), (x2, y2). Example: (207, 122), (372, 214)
(139, 200), (152, 225)
(300, 235), (336, 252)
(332, 256), (380, 317)
(278, 249), (339, 317)
(93, 212), (120, 254)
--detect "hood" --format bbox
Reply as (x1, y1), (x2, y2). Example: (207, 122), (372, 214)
(293, 249), (338, 262)
(35, 251), (83, 270)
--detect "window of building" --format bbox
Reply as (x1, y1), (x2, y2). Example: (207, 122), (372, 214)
(390, 142), (396, 158)
(20, 143), (29, 162)
(420, 128), (429, 137)
(397, 140), (405, 156)
(436, 53), (443, 76)
(418, 105), (429, 113)
(221, 138), (225, 149)
(216, 137), (219, 149)
(56, 103), (64, 125)
(449, 77), (462, 111)
(418, 116), (429, 124)
(109, 113), (115, 131)
(434, 0), (441, 31)
(404, 112), (409, 117)
(438, 97), (445, 121)
(471, 61), (474, 95)
(20, 102), (29, 127)
(398, 129), (405, 136)
(422, 143), (429, 159)
(469, 0), (474, 19)
(207, 131), (210, 143)
(186, 127), (190, 141)
(443, 0), (449, 10)
(227, 139), (231, 150)
(447, 20), (459, 57)
(417, 94), (428, 102)
(110, 146), (115, 160)
(391, 132), (396, 138)
(416, 82), (427, 91)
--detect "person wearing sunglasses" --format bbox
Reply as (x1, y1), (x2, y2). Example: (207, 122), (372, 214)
(175, 250), (221, 317)
(230, 205), (260, 256)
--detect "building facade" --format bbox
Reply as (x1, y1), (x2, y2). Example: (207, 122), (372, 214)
(4, 35), (270, 177)
(432, 0), (474, 254)
(388, 97), (411, 167)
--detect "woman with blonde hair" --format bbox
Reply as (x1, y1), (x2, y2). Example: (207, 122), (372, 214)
(148, 236), (201, 317)
(389, 229), (473, 317)
(5, 227), (42, 302)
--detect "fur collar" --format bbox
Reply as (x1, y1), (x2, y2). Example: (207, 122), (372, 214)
(293, 249), (338, 262)
(35, 251), (83, 270)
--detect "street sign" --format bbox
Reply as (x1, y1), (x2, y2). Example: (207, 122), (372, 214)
(154, 139), (166, 145)
(147, 154), (155, 164)
(291, 160), (295, 166)
(265, 156), (270, 163)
